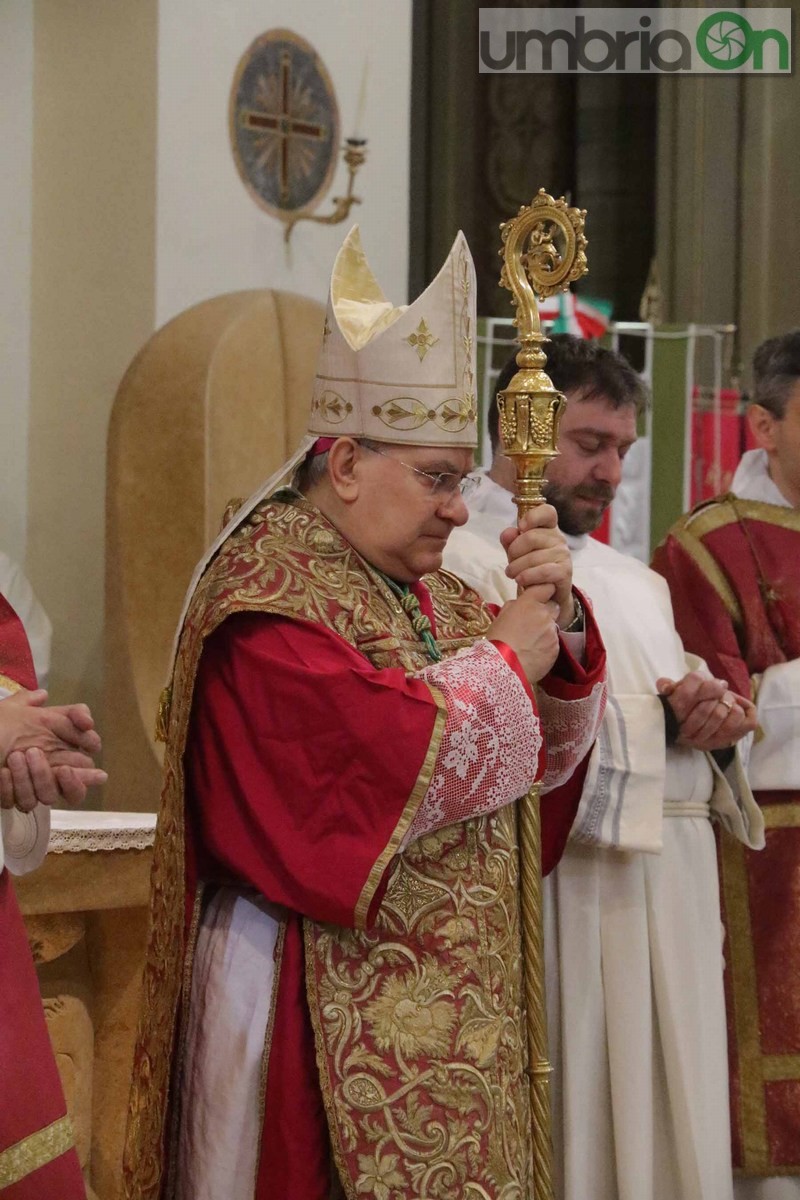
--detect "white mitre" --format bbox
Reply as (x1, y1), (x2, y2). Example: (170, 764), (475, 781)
(308, 225), (477, 448)
(168, 226), (479, 672)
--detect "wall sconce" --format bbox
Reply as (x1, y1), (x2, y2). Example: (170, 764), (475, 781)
(283, 137), (367, 243)
(230, 31), (369, 248)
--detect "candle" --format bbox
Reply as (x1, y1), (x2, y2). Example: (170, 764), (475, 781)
(352, 57), (369, 140)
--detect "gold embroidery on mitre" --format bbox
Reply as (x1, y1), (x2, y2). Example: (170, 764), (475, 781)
(0, 673), (22, 695)
(404, 318), (440, 361)
(311, 389), (354, 426)
(371, 395), (475, 433)
(457, 240), (475, 409)
(309, 228), (477, 449)
(0, 1114), (75, 1187)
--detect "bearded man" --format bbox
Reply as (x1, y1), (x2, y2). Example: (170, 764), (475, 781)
(444, 333), (763, 1200)
(123, 232), (607, 1200)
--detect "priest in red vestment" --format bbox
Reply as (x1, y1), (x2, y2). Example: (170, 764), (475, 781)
(0, 593), (106, 1199)
(124, 227), (608, 1200)
(653, 330), (800, 1197)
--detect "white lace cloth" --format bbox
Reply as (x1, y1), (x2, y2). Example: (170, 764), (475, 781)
(47, 809), (157, 853)
(536, 679), (608, 793)
(403, 639), (543, 845)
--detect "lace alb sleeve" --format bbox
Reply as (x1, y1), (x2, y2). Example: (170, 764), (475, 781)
(403, 639), (542, 846)
(536, 678), (607, 793)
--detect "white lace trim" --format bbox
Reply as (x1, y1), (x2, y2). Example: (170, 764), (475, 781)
(404, 640), (543, 845)
(47, 810), (157, 854)
(536, 678), (607, 792)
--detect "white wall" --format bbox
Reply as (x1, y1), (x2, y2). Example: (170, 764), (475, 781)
(156, 0), (413, 326)
(0, 2), (33, 564)
(2, 0), (412, 719)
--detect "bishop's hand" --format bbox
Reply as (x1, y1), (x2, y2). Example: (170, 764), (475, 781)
(487, 587), (560, 684)
(499, 502), (576, 628)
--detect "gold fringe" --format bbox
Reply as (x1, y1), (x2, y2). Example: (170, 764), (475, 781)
(762, 804), (800, 830)
(762, 1055), (800, 1082)
(683, 495), (800, 539)
(303, 920), (358, 1200)
(0, 1114), (75, 1188)
(719, 829), (769, 1171)
(353, 684), (447, 929)
(670, 524), (742, 625)
(253, 918), (288, 1192)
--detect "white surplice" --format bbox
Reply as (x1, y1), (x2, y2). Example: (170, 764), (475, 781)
(0, 554), (52, 687)
(444, 472), (764, 1200)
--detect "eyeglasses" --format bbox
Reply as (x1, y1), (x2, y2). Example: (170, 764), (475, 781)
(361, 444), (470, 497)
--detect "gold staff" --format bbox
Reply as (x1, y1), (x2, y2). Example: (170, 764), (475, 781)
(497, 188), (588, 1199)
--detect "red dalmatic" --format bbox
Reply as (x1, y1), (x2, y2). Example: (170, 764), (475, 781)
(0, 593), (85, 1199)
(654, 495), (800, 1177)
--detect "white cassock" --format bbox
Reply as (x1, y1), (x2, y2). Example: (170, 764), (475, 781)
(444, 472), (764, 1200)
(0, 552), (52, 687)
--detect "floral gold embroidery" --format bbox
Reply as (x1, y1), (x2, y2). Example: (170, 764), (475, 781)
(371, 396), (475, 433)
(307, 798), (533, 1199)
(364, 957), (458, 1058)
(312, 389), (354, 425)
(404, 318), (440, 362)
(356, 1150), (408, 1199)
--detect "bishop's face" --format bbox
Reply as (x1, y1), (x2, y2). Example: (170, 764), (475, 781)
(350, 443), (473, 582)
(543, 393), (638, 535)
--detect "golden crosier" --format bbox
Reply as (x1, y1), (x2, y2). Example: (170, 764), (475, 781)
(500, 188), (588, 306)
(498, 189), (588, 1200)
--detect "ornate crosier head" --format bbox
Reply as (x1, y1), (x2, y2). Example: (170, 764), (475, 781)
(498, 190), (588, 514)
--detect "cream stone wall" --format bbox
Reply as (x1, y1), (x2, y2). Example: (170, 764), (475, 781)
(8, 0), (412, 733)
(156, 0), (412, 326)
(27, 0), (158, 721)
(0, 2), (33, 565)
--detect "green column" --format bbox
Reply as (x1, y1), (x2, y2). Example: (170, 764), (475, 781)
(650, 325), (691, 551)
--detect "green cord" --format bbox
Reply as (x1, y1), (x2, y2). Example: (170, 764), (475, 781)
(377, 573), (443, 663)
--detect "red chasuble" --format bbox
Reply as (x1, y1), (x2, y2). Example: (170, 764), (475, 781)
(124, 495), (605, 1200)
(187, 616), (601, 1200)
(0, 594), (85, 1199)
(653, 495), (800, 1177)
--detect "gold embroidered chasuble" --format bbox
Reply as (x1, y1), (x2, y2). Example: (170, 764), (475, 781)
(125, 494), (536, 1200)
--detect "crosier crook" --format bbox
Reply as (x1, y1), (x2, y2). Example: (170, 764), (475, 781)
(498, 189), (588, 1200)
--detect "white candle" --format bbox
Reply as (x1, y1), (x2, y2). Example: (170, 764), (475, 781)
(353, 57), (369, 140)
